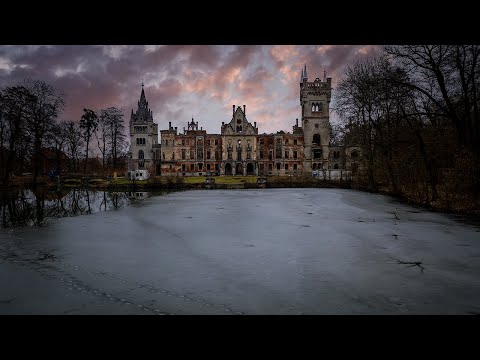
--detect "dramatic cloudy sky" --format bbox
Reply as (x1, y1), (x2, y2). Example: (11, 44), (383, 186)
(0, 45), (380, 134)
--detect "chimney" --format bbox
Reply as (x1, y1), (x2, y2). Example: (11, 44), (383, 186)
(201, 127), (202, 130)
(254, 121), (256, 128)
(174, 127), (177, 133)
(222, 121), (224, 126)
(296, 118), (298, 127)
(232, 105), (235, 115)
(169, 121), (171, 129)
(243, 105), (246, 114)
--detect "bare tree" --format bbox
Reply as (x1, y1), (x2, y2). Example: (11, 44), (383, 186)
(63, 121), (84, 173)
(23, 79), (65, 184)
(80, 108), (98, 174)
(1, 85), (36, 184)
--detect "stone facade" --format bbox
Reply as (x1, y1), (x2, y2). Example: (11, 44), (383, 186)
(128, 65), (360, 176)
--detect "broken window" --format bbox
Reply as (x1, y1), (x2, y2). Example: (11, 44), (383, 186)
(313, 148), (322, 159)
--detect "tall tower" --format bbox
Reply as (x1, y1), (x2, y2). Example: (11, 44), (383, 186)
(128, 82), (158, 172)
(300, 64), (332, 172)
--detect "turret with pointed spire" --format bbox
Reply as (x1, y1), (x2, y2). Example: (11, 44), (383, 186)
(303, 63), (308, 81)
(130, 81), (154, 124)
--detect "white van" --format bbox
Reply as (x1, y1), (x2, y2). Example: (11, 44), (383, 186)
(127, 170), (150, 180)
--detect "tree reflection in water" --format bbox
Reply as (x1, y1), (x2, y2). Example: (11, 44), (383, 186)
(0, 188), (162, 228)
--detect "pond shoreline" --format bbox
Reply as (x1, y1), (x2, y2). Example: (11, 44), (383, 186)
(1, 178), (479, 219)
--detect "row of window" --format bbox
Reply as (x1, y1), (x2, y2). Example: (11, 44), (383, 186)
(260, 138), (301, 146)
(162, 139), (221, 146)
(258, 163), (299, 171)
(180, 163), (220, 172)
(136, 138), (146, 145)
(311, 102), (323, 113)
(134, 126), (148, 133)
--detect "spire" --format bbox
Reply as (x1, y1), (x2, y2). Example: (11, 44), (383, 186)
(300, 67), (304, 82)
(324, 69), (326, 80)
(303, 63), (308, 79)
(140, 81), (146, 103)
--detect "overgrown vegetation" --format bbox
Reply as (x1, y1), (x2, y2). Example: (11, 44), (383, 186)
(335, 45), (480, 215)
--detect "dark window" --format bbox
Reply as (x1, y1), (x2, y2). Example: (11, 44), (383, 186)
(285, 164), (289, 170)
(190, 149), (195, 159)
(198, 163), (203, 171)
(138, 150), (144, 160)
(334, 163), (339, 169)
(215, 139), (218, 146)
(228, 150), (233, 160)
(216, 150), (221, 159)
(293, 164), (298, 170)
(313, 148), (322, 159)
(182, 149), (186, 160)
(276, 147), (282, 159)
(237, 150), (242, 161)
(197, 148), (204, 160)
(269, 151), (273, 160)
(190, 163), (194, 171)
(313, 134), (321, 145)
(293, 150), (298, 159)
(182, 164), (186, 171)
(207, 150), (211, 159)
(268, 163), (273, 171)
(276, 163), (281, 170)
(351, 151), (358, 158)
(215, 164), (219, 171)
(285, 150), (289, 158)
(294, 139), (298, 145)
(172, 153), (175, 160)
(182, 139), (185, 146)
(260, 150), (264, 159)
(207, 164), (211, 171)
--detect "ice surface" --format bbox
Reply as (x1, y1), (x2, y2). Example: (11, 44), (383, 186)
(1, 188), (479, 314)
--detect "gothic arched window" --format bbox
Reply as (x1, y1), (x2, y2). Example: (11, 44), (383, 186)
(312, 104), (315, 112)
(313, 133), (321, 145)
(138, 150), (144, 160)
(315, 104), (319, 112)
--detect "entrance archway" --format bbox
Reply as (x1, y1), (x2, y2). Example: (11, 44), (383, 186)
(236, 163), (243, 176)
(225, 163), (232, 175)
(246, 163), (254, 175)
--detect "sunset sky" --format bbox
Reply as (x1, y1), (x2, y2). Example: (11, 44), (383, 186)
(0, 45), (380, 134)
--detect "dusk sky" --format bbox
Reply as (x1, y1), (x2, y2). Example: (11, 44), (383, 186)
(0, 45), (380, 134)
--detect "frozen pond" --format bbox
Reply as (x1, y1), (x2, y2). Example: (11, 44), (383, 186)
(1, 188), (480, 314)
